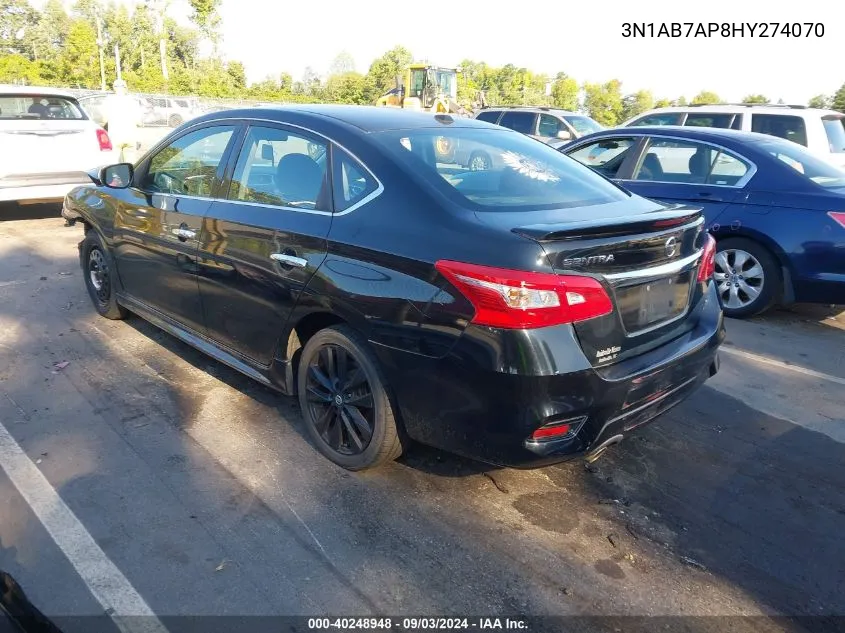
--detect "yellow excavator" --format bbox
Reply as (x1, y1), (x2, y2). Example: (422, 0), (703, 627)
(375, 64), (467, 115)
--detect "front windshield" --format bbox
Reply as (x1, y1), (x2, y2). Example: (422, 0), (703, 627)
(564, 116), (604, 135)
(371, 127), (630, 211)
(758, 139), (845, 189)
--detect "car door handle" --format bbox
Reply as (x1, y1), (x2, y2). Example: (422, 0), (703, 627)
(270, 253), (308, 268)
(172, 227), (196, 241)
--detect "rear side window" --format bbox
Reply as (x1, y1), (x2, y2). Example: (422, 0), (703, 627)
(629, 113), (683, 126)
(0, 94), (85, 120)
(822, 116), (845, 153)
(371, 127), (630, 212)
(684, 113), (735, 128)
(228, 125), (330, 210)
(632, 138), (750, 186)
(498, 111), (537, 135)
(751, 114), (808, 147)
(332, 148), (379, 212)
(475, 110), (500, 124)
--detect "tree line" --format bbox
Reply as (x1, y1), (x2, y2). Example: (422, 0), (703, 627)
(2, 0), (845, 125)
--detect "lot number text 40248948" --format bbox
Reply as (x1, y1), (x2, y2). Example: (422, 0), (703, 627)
(621, 22), (824, 38)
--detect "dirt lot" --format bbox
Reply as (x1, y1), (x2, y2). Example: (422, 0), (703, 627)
(1, 206), (844, 632)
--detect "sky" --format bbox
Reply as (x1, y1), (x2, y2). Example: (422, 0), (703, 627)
(211, 0), (840, 104)
(41, 0), (842, 104)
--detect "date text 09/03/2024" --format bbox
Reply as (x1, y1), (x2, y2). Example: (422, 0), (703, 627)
(307, 617), (529, 630)
(622, 22), (824, 37)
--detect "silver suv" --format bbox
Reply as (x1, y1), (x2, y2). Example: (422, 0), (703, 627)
(622, 104), (845, 169)
(475, 106), (605, 148)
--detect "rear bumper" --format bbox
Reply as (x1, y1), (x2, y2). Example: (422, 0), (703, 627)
(0, 172), (91, 203)
(374, 290), (725, 468)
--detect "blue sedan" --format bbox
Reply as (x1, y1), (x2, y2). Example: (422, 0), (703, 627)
(561, 126), (845, 318)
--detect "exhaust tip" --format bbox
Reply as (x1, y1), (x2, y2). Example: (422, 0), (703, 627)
(584, 434), (623, 464)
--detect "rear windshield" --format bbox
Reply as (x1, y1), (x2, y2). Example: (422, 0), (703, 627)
(371, 127), (630, 211)
(0, 94), (85, 120)
(757, 139), (845, 189)
(823, 117), (845, 154)
(563, 115), (604, 135)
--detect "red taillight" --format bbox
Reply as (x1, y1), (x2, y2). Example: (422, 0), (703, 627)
(434, 260), (613, 329)
(828, 212), (845, 229)
(697, 233), (717, 282)
(96, 128), (113, 151)
(530, 422), (572, 441)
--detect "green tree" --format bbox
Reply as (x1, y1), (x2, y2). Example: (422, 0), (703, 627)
(654, 98), (671, 108)
(226, 60), (246, 89)
(808, 94), (831, 109)
(329, 51), (355, 76)
(325, 71), (366, 104)
(677, 96), (688, 106)
(188, 0), (220, 44)
(832, 83), (845, 113)
(1, 0), (37, 57)
(691, 90), (722, 105)
(364, 45), (412, 102)
(550, 72), (578, 110)
(28, 0), (68, 66)
(0, 52), (40, 82)
(57, 18), (99, 87)
(583, 79), (623, 126)
(741, 94), (768, 104)
(621, 89), (654, 121)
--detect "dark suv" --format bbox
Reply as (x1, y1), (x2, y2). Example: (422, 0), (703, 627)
(475, 106), (605, 148)
(64, 105), (724, 471)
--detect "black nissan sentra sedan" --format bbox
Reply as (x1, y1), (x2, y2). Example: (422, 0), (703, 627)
(62, 105), (725, 470)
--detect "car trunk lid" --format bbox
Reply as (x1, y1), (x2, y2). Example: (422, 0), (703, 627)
(479, 200), (709, 367)
(0, 120), (98, 178)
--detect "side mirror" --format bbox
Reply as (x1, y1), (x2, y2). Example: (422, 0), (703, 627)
(100, 163), (133, 189)
(556, 130), (573, 141)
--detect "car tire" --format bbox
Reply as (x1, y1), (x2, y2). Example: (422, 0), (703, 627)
(714, 237), (781, 319)
(168, 114), (183, 127)
(468, 151), (491, 171)
(297, 325), (403, 471)
(81, 232), (128, 321)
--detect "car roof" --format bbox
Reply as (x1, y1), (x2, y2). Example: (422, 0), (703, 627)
(626, 104), (844, 119)
(480, 106), (581, 116)
(0, 84), (78, 99)
(197, 104), (498, 132)
(577, 125), (789, 146)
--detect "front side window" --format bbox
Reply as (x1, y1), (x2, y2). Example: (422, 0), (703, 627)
(498, 111), (537, 135)
(229, 125), (329, 210)
(371, 127), (630, 211)
(751, 114), (808, 147)
(632, 138), (749, 185)
(538, 114), (568, 138)
(566, 137), (638, 178)
(563, 115), (604, 135)
(408, 70), (426, 98)
(142, 125), (235, 196)
(822, 116), (845, 154)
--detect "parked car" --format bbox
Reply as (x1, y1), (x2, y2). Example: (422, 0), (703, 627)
(475, 106), (604, 148)
(78, 92), (152, 130)
(561, 125), (845, 318)
(140, 95), (201, 127)
(621, 104), (845, 170)
(62, 105), (723, 471)
(0, 85), (117, 203)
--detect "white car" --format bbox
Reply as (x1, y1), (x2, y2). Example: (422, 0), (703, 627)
(621, 104), (845, 170)
(0, 85), (118, 203)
